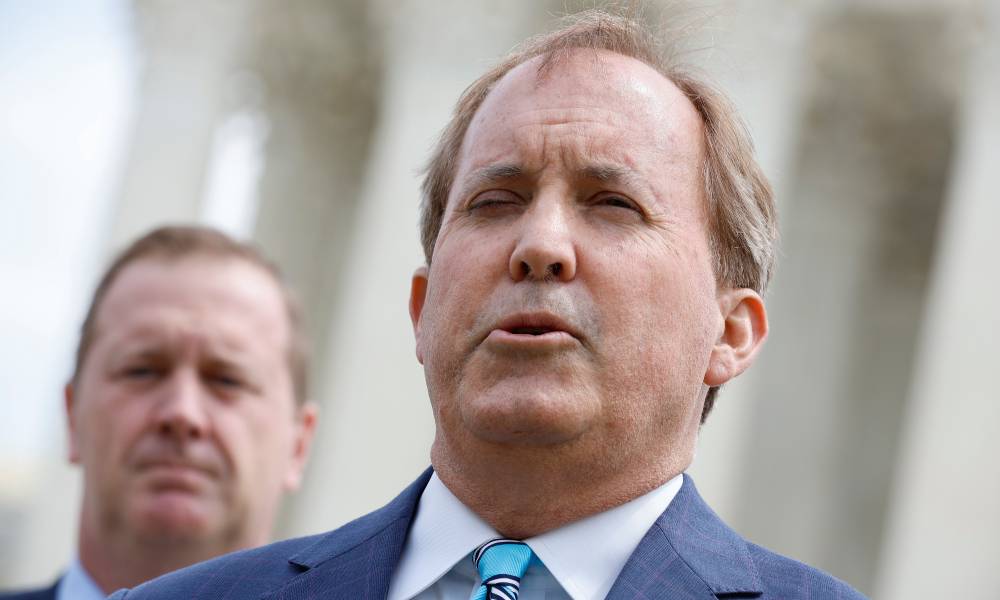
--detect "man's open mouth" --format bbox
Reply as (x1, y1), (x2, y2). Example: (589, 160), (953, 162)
(507, 326), (556, 336)
(486, 312), (582, 347)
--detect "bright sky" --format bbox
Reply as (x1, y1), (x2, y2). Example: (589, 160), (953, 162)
(0, 0), (138, 475)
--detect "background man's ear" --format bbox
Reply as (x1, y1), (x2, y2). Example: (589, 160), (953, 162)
(65, 382), (81, 464)
(409, 266), (429, 364)
(704, 288), (768, 387)
(283, 402), (319, 491)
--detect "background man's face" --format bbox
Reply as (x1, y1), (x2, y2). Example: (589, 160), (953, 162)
(412, 50), (724, 477)
(68, 256), (313, 550)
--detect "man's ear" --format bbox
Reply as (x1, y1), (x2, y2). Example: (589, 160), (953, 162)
(283, 402), (318, 491)
(65, 382), (81, 464)
(409, 265), (429, 365)
(704, 288), (768, 387)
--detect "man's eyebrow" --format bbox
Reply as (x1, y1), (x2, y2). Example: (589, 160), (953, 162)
(580, 163), (662, 207)
(120, 347), (166, 360)
(580, 164), (640, 185)
(454, 164), (525, 202)
(106, 345), (169, 369)
(469, 164), (524, 184)
(457, 163), (524, 205)
(202, 354), (252, 373)
(454, 163), (653, 199)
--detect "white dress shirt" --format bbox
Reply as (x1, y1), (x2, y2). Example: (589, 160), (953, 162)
(56, 558), (105, 600)
(387, 472), (684, 600)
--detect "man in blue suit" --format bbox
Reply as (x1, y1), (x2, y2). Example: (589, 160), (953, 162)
(1, 226), (317, 600)
(111, 10), (866, 599)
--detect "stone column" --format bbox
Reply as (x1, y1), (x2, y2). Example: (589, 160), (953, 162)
(108, 0), (258, 247)
(246, 0), (381, 431)
(874, 2), (1000, 597)
(728, 5), (966, 593)
(232, 0), (384, 535)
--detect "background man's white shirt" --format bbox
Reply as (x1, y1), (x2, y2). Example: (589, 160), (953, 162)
(387, 472), (683, 600)
(56, 558), (105, 600)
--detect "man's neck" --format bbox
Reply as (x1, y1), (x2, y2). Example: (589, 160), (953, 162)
(77, 526), (234, 594)
(431, 439), (690, 539)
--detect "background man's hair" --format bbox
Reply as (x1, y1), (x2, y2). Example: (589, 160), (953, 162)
(73, 224), (310, 404)
(419, 8), (779, 422)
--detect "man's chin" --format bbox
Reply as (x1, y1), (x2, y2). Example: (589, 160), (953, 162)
(458, 395), (598, 447)
(454, 377), (602, 445)
(128, 492), (222, 542)
(466, 425), (584, 447)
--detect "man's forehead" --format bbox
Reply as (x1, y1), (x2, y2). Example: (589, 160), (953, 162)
(475, 49), (697, 130)
(459, 49), (703, 167)
(447, 50), (704, 206)
(102, 256), (278, 304)
(92, 256), (290, 347)
(100, 321), (270, 371)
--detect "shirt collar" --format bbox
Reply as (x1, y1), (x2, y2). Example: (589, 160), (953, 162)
(528, 474), (683, 599)
(387, 471), (684, 600)
(57, 557), (107, 600)
(387, 472), (496, 600)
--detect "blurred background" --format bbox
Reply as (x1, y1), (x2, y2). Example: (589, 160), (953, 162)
(1, 0), (997, 597)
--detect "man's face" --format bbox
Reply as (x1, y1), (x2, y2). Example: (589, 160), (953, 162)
(411, 51), (746, 479)
(68, 256), (314, 551)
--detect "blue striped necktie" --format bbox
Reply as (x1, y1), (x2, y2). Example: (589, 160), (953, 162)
(471, 538), (536, 600)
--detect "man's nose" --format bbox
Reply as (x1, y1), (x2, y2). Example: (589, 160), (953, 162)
(154, 370), (209, 440)
(509, 197), (577, 282)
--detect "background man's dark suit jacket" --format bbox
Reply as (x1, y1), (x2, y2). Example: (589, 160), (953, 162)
(0, 581), (58, 600)
(109, 469), (866, 599)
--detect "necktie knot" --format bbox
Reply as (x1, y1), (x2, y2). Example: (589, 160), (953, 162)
(471, 538), (535, 600)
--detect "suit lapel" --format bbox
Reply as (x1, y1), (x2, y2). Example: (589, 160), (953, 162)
(607, 474), (763, 600)
(256, 470), (760, 599)
(261, 469), (433, 600)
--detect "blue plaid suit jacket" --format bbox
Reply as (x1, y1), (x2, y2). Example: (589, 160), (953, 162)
(108, 469), (866, 599)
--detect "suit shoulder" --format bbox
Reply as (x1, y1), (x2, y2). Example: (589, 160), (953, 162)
(747, 542), (869, 600)
(0, 585), (57, 600)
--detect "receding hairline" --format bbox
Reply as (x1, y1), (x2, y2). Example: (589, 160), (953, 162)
(89, 252), (290, 331)
(472, 47), (704, 137)
(446, 47), (709, 220)
(420, 26), (717, 262)
(81, 253), (293, 372)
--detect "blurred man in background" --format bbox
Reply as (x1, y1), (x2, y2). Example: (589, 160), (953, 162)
(0, 226), (317, 600)
(109, 11), (864, 599)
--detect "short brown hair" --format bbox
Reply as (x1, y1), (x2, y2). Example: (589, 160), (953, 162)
(419, 9), (778, 422)
(73, 225), (310, 404)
